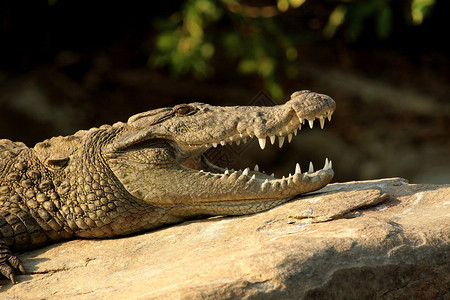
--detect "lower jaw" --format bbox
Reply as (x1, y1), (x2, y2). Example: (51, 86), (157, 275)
(165, 167), (334, 203)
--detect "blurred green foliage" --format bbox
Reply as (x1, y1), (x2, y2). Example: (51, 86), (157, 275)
(152, 0), (221, 78)
(324, 0), (436, 40)
(411, 0), (435, 24)
(323, 2), (394, 40)
(151, 0), (435, 99)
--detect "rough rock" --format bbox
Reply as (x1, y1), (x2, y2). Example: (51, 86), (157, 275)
(1, 178), (449, 299)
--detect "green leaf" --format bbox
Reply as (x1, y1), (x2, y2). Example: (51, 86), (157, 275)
(323, 5), (347, 38)
(411, 0), (435, 25)
(376, 4), (392, 39)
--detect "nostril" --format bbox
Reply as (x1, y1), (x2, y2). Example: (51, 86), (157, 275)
(290, 90), (311, 99)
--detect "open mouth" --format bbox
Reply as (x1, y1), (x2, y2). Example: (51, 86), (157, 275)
(179, 106), (334, 195)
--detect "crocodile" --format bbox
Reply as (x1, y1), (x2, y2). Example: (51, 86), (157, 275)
(0, 90), (335, 284)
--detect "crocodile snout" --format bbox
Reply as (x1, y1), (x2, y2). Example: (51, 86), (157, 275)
(288, 90), (336, 125)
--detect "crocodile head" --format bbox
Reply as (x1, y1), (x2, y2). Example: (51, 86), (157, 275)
(103, 90), (336, 217)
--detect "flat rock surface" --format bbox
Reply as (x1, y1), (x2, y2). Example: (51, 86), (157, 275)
(1, 178), (449, 299)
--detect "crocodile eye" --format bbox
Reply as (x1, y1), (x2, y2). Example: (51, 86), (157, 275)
(175, 105), (196, 116)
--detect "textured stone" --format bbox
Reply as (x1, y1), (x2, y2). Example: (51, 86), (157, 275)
(0, 178), (448, 299)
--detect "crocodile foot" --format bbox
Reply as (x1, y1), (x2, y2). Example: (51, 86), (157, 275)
(0, 241), (26, 284)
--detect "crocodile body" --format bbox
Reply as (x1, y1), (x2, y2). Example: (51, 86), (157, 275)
(0, 90), (335, 284)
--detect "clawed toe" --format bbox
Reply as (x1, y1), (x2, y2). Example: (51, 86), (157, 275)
(0, 243), (26, 284)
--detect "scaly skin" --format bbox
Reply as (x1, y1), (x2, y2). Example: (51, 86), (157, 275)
(0, 90), (335, 284)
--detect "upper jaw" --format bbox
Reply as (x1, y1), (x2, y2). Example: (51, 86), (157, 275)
(174, 94), (335, 184)
(174, 90), (336, 183)
(181, 102), (334, 151)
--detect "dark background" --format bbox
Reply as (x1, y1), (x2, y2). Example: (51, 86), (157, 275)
(0, 0), (448, 184)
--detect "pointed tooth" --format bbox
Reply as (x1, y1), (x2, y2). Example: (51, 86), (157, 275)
(279, 130), (283, 136)
(288, 173), (292, 178)
(282, 176), (285, 180)
(270, 173), (275, 177)
(298, 123), (302, 130)
(254, 164), (259, 172)
(270, 135), (276, 145)
(243, 138), (248, 143)
(324, 158), (329, 170)
(294, 128), (298, 136)
(258, 137), (266, 150)
(230, 169), (235, 172)
(262, 179), (269, 189)
(251, 174), (255, 180)
(229, 136), (234, 141)
(278, 136), (285, 148)
(288, 133), (293, 143)
(239, 133), (244, 138)
(200, 170), (204, 172)
(243, 168), (249, 176)
(327, 114), (332, 122)
(295, 163), (301, 174)
(220, 140), (226, 146)
(319, 117), (325, 129)
(308, 162), (314, 173)
(285, 125), (289, 132)
(236, 140), (241, 146)
(329, 160), (332, 169)
(204, 143), (209, 147)
(299, 117), (303, 124)
(224, 170), (230, 175)
(212, 142), (218, 148)
(308, 119), (314, 129)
